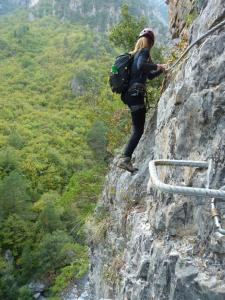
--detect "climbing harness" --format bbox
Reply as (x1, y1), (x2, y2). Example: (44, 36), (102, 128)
(128, 83), (146, 97)
(129, 104), (145, 112)
(167, 19), (225, 72)
(148, 159), (225, 235)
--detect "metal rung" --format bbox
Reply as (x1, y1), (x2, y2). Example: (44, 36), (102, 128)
(148, 159), (225, 236)
(148, 159), (225, 199)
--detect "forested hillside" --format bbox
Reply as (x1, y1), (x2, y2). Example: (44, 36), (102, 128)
(0, 10), (131, 299)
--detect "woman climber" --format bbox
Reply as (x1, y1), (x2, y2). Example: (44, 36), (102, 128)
(117, 28), (167, 173)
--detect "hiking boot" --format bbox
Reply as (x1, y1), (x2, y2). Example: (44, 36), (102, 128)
(117, 156), (138, 173)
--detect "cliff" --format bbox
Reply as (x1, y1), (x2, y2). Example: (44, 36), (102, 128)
(0, 0), (29, 14)
(35, 0), (168, 41)
(89, 0), (225, 299)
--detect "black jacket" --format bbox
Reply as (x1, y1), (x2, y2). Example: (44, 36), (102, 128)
(129, 47), (162, 87)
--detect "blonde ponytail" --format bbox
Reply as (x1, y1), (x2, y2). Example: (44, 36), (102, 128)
(130, 36), (152, 55)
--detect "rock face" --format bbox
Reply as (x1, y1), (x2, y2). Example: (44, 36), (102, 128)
(167, 0), (208, 39)
(1, 0), (168, 40)
(63, 0), (168, 40)
(0, 1), (169, 43)
(89, 0), (225, 299)
(0, 0), (40, 14)
(168, 0), (193, 38)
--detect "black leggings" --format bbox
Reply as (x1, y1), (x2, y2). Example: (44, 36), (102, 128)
(121, 91), (146, 158)
(124, 107), (146, 157)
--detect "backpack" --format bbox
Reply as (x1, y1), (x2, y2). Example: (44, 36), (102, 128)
(109, 53), (134, 94)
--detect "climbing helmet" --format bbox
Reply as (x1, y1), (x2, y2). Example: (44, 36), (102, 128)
(138, 28), (155, 45)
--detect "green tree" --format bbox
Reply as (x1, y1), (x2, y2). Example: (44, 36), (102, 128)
(0, 214), (31, 257)
(18, 285), (33, 300)
(0, 148), (19, 177)
(109, 4), (146, 50)
(20, 231), (73, 282)
(37, 201), (64, 233)
(0, 171), (31, 221)
(87, 121), (108, 159)
(35, 230), (73, 278)
(14, 25), (29, 39)
(0, 262), (18, 300)
(20, 244), (37, 282)
(8, 131), (25, 149)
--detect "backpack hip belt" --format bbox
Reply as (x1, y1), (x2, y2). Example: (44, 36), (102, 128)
(129, 104), (146, 112)
(128, 83), (146, 96)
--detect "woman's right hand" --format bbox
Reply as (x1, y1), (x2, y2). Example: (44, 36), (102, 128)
(157, 64), (167, 72)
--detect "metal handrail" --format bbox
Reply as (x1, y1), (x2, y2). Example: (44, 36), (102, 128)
(148, 159), (225, 199)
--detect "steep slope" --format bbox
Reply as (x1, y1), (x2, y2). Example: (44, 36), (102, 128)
(89, 0), (225, 299)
